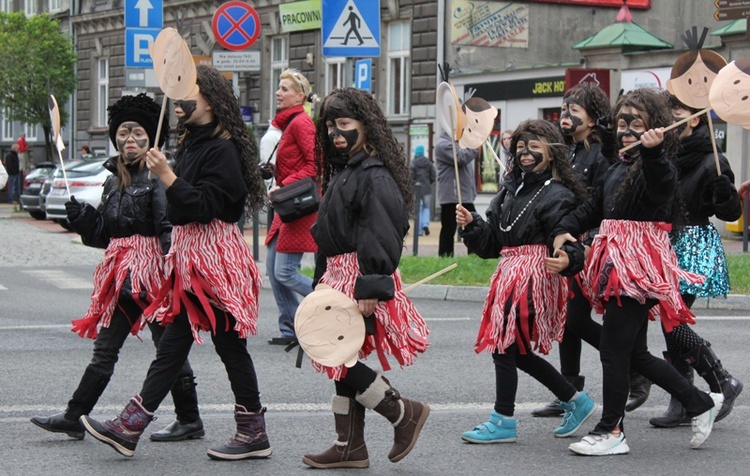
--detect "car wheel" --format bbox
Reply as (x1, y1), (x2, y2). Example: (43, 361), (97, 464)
(29, 211), (46, 220)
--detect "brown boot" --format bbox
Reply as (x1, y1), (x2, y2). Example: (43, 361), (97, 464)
(356, 376), (430, 463)
(302, 396), (369, 469)
(207, 405), (272, 460)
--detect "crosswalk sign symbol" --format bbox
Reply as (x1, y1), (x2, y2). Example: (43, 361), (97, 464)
(322, 0), (380, 57)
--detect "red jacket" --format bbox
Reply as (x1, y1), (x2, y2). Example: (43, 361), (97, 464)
(265, 105), (318, 253)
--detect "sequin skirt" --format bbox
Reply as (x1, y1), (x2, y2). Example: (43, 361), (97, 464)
(672, 224), (730, 298)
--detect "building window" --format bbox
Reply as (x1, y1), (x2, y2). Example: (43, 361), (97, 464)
(325, 57), (346, 95)
(2, 108), (12, 141)
(269, 36), (288, 118)
(24, 123), (37, 141)
(387, 21), (410, 116)
(0, 0), (10, 13)
(49, 0), (60, 12)
(24, 0), (34, 16)
(97, 58), (109, 127)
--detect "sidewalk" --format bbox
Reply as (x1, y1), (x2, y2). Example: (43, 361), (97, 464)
(2, 202), (749, 310)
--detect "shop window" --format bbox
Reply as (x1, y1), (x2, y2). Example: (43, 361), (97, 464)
(387, 21), (410, 116)
(96, 58), (109, 127)
(269, 36), (289, 118)
(542, 107), (561, 123)
(479, 110), (503, 193)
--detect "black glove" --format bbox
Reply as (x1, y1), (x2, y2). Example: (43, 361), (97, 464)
(65, 196), (84, 222)
(259, 162), (274, 180)
(713, 174), (734, 203)
(596, 115), (617, 161)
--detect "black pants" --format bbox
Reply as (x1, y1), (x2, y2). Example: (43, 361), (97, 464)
(594, 296), (713, 433)
(559, 278), (602, 379)
(334, 362), (378, 399)
(139, 298), (261, 413)
(68, 293), (198, 421)
(439, 202), (475, 257)
(493, 343), (577, 416)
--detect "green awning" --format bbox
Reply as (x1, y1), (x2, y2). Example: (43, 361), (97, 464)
(711, 19), (747, 36)
(573, 21), (673, 51)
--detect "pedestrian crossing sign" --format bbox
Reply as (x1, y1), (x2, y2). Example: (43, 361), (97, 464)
(322, 0), (380, 57)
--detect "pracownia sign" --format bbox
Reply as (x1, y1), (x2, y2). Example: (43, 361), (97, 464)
(280, 0), (322, 33)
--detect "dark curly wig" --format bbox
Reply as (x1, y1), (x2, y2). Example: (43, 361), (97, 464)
(507, 119), (588, 202)
(175, 64), (265, 214)
(611, 88), (683, 225)
(562, 82), (612, 147)
(314, 88), (414, 213)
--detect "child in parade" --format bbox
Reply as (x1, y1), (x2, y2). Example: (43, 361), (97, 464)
(648, 95), (743, 427)
(80, 65), (271, 461)
(456, 119), (596, 444)
(552, 88), (723, 456)
(30, 94), (203, 442)
(302, 88), (430, 469)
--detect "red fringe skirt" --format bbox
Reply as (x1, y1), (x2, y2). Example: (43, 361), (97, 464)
(313, 252), (430, 380)
(71, 235), (164, 339)
(144, 220), (262, 344)
(476, 244), (568, 356)
(583, 219), (704, 332)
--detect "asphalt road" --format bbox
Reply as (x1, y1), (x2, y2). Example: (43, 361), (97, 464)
(0, 216), (748, 475)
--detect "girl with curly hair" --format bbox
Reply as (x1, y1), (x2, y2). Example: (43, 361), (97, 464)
(456, 119), (595, 446)
(31, 93), (203, 444)
(552, 88), (722, 456)
(81, 65), (271, 462)
(302, 88), (429, 469)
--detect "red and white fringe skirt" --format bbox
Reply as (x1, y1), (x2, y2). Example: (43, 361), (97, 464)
(145, 220), (262, 344)
(476, 244), (568, 356)
(583, 219), (704, 332)
(71, 235), (164, 339)
(313, 252), (430, 380)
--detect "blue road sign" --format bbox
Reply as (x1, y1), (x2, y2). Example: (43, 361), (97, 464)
(355, 59), (372, 92)
(124, 0), (163, 28)
(322, 0), (380, 57)
(125, 28), (160, 68)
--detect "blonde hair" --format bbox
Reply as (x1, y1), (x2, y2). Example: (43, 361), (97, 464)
(280, 68), (314, 101)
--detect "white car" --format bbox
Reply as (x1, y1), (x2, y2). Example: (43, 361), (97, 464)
(45, 158), (111, 229)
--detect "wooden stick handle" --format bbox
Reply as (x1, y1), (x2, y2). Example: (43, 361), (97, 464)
(149, 94), (169, 180)
(706, 113), (722, 176)
(402, 263), (458, 292)
(618, 107), (710, 154)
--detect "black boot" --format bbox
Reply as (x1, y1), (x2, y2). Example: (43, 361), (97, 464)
(30, 368), (110, 440)
(207, 405), (272, 460)
(650, 352), (692, 428)
(532, 375), (584, 418)
(80, 394), (154, 457)
(625, 371), (651, 412)
(683, 342), (744, 422)
(150, 375), (204, 442)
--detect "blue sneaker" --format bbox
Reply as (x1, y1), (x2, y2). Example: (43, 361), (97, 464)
(554, 392), (597, 438)
(461, 412), (517, 444)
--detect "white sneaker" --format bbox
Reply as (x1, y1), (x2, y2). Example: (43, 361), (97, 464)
(690, 392), (724, 449)
(569, 432), (630, 456)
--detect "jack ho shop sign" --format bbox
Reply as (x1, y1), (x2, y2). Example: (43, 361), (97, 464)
(466, 76), (566, 101)
(279, 0), (322, 33)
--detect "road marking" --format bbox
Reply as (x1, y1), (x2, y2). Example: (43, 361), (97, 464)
(22, 269), (92, 289)
(424, 317), (472, 321)
(0, 284), (7, 290)
(0, 324), (71, 330)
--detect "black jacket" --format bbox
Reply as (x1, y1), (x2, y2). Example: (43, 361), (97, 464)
(4, 150), (19, 175)
(410, 154), (435, 198)
(71, 156), (171, 254)
(675, 125), (741, 225)
(167, 123), (247, 225)
(461, 169), (585, 277)
(569, 141), (610, 192)
(553, 144), (676, 237)
(311, 151), (409, 301)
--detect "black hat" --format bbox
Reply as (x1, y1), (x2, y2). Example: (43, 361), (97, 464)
(108, 93), (167, 149)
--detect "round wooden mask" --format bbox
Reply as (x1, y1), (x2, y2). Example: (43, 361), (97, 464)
(48, 94), (63, 150)
(436, 81), (466, 141)
(709, 59), (750, 129)
(150, 27), (199, 100)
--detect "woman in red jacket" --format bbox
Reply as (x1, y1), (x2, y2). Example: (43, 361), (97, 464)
(265, 69), (319, 345)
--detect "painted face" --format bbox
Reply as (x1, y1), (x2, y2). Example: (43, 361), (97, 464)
(515, 133), (549, 173)
(458, 100), (497, 149)
(276, 78), (305, 111)
(560, 99), (594, 141)
(174, 90), (211, 126)
(709, 60), (750, 128)
(616, 106), (649, 157)
(671, 104), (698, 139)
(326, 116), (365, 156)
(115, 121), (149, 161)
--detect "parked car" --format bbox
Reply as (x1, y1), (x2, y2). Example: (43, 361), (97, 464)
(20, 162), (56, 219)
(45, 158), (111, 228)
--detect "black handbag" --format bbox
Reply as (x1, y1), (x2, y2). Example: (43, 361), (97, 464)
(269, 176), (320, 223)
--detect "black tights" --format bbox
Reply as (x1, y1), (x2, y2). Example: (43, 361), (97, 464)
(334, 362), (378, 399)
(559, 279), (602, 379)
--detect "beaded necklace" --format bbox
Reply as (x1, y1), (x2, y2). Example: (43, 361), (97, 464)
(498, 179), (552, 232)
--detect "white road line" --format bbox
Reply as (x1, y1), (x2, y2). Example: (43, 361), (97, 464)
(22, 269), (92, 289)
(0, 284), (7, 290)
(424, 317), (472, 321)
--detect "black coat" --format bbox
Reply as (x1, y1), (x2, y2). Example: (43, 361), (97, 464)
(71, 156), (171, 254)
(461, 168), (585, 277)
(553, 144), (676, 237)
(4, 150), (19, 175)
(676, 125), (741, 225)
(569, 141), (610, 192)
(312, 151), (409, 301)
(410, 155), (435, 198)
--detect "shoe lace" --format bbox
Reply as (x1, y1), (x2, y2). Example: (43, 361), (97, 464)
(561, 402), (576, 425)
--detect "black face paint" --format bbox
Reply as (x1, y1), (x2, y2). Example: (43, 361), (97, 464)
(514, 133), (545, 172)
(616, 113), (648, 157)
(328, 123), (360, 156)
(175, 100), (197, 125)
(672, 115), (689, 137)
(560, 99), (585, 136)
(116, 122), (149, 161)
